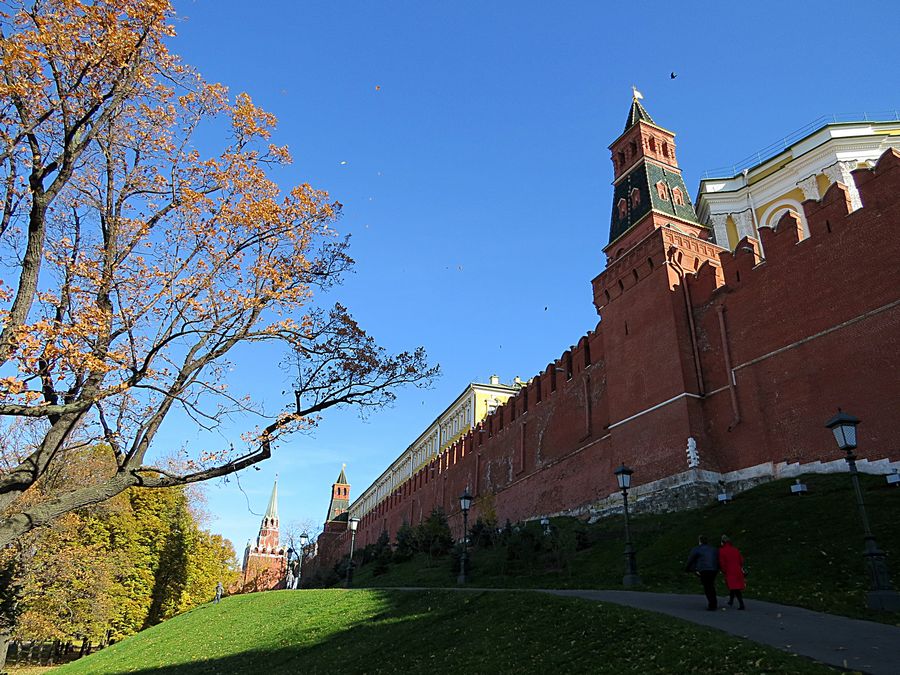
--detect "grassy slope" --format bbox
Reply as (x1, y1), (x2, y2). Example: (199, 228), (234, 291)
(55, 589), (835, 674)
(351, 474), (900, 622)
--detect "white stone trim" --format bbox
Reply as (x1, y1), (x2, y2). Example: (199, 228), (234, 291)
(796, 174), (820, 201)
(708, 212), (729, 247)
(822, 160), (863, 211)
(758, 197), (809, 237)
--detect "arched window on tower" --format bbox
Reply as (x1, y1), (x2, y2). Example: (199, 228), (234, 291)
(630, 187), (641, 209)
(617, 197), (627, 220)
(662, 141), (670, 158)
(656, 182), (669, 200)
(629, 140), (638, 157)
(617, 150), (626, 167)
(672, 187), (684, 206)
(648, 137), (657, 153)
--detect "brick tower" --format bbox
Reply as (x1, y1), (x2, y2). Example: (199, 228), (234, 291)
(241, 479), (286, 591)
(592, 92), (723, 483)
(323, 465), (350, 532)
(605, 89), (709, 260)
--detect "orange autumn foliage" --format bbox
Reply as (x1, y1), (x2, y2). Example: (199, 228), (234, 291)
(0, 0), (437, 547)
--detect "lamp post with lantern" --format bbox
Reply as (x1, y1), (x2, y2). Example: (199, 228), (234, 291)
(614, 463), (641, 587)
(285, 530), (309, 590)
(457, 489), (473, 585)
(825, 410), (899, 611)
(345, 517), (360, 588)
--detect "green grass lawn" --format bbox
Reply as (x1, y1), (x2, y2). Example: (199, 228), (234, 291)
(350, 474), (900, 623)
(54, 589), (836, 674)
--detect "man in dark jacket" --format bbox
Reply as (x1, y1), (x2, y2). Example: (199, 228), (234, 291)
(686, 535), (720, 610)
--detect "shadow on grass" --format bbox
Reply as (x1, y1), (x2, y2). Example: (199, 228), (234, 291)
(75, 590), (836, 675)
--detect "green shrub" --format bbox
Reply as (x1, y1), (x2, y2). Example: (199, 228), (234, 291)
(394, 522), (416, 562)
(414, 508), (453, 558)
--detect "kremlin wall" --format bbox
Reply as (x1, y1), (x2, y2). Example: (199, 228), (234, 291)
(301, 102), (900, 581)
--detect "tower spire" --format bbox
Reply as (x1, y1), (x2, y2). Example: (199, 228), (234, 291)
(264, 478), (278, 522)
(624, 87), (655, 131)
(606, 93), (707, 255)
(324, 464), (351, 529)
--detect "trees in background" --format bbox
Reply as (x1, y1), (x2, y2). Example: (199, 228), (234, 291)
(7, 478), (239, 645)
(0, 0), (437, 548)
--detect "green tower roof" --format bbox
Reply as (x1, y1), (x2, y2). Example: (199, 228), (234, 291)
(624, 96), (655, 132)
(264, 479), (278, 521)
(335, 464), (348, 485)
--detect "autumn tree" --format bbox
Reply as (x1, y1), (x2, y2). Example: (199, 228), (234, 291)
(0, 0), (437, 547)
(7, 446), (240, 643)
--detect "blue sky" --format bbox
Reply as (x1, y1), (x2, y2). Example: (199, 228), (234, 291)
(166, 0), (898, 552)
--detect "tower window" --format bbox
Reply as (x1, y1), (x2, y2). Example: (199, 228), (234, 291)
(617, 150), (625, 166)
(617, 197), (627, 219)
(630, 187), (641, 209)
(672, 187), (684, 206)
(662, 141), (670, 158)
(648, 137), (656, 152)
(656, 182), (669, 200)
(629, 140), (637, 157)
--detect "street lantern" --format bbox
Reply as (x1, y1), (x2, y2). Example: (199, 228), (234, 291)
(346, 517), (360, 587)
(458, 489), (472, 585)
(825, 410), (899, 612)
(299, 532), (309, 547)
(825, 410), (860, 451)
(614, 463), (633, 490)
(614, 463), (641, 587)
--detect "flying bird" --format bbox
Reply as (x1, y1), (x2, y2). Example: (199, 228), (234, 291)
(375, 85), (382, 91)
(670, 72), (677, 79)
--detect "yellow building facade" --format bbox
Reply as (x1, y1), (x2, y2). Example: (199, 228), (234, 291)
(349, 375), (522, 521)
(696, 116), (900, 249)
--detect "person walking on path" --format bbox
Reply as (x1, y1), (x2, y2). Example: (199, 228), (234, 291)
(718, 535), (746, 609)
(214, 581), (224, 604)
(686, 535), (719, 610)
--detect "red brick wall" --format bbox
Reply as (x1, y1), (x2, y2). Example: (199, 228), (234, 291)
(314, 149), (900, 565)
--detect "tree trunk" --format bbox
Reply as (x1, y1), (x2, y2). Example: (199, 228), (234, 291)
(0, 633), (9, 673)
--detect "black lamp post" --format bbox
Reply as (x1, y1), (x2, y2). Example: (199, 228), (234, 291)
(297, 531), (309, 588)
(614, 463), (641, 587)
(457, 489), (473, 585)
(346, 517), (360, 588)
(825, 410), (900, 611)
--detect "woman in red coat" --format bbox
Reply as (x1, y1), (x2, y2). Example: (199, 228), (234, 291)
(718, 535), (746, 609)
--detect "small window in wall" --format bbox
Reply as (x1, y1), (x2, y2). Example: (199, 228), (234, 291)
(672, 187), (684, 206)
(630, 187), (641, 209)
(656, 181), (668, 200)
(662, 141), (670, 157)
(629, 140), (637, 157)
(648, 137), (657, 152)
(617, 197), (627, 219)
(603, 289), (610, 303)
(617, 150), (626, 166)
(632, 268), (639, 283)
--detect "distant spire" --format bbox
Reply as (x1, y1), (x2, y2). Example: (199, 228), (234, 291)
(336, 463), (348, 485)
(624, 88), (655, 132)
(264, 479), (278, 521)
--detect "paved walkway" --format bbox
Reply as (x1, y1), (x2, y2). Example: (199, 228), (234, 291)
(383, 587), (900, 674)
